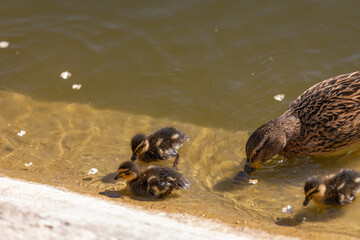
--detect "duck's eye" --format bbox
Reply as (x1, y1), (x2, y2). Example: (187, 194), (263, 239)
(125, 172), (131, 175)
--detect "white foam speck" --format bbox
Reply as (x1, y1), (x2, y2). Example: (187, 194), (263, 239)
(0, 41), (9, 48)
(248, 179), (258, 185)
(282, 205), (293, 214)
(88, 168), (98, 174)
(274, 94), (285, 101)
(60, 71), (72, 79)
(72, 84), (82, 90)
(24, 162), (33, 167)
(17, 130), (26, 137)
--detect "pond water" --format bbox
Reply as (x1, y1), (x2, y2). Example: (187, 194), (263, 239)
(1, 0), (360, 239)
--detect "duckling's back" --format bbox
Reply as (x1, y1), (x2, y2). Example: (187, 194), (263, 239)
(324, 169), (360, 205)
(283, 71), (360, 157)
(149, 127), (189, 147)
(129, 166), (190, 198)
(328, 169), (360, 193)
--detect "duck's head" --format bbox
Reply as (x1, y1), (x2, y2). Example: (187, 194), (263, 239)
(114, 161), (140, 181)
(131, 134), (149, 161)
(244, 120), (287, 174)
(303, 178), (326, 207)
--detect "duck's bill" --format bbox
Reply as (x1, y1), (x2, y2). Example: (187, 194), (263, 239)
(130, 153), (137, 161)
(244, 161), (258, 175)
(114, 174), (120, 180)
(303, 197), (310, 207)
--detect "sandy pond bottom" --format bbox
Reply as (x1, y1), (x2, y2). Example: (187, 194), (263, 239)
(0, 90), (359, 239)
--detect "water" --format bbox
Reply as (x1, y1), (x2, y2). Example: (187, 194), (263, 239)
(1, 0), (360, 238)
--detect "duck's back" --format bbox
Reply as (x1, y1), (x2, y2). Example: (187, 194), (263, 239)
(283, 71), (360, 156)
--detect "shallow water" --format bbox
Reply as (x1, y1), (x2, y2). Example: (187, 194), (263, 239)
(0, 90), (359, 239)
(1, 0), (360, 239)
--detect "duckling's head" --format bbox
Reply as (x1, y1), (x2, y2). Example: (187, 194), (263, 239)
(131, 134), (149, 161)
(114, 161), (140, 181)
(244, 120), (287, 174)
(303, 178), (326, 207)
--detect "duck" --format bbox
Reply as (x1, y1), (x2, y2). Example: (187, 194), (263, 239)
(130, 126), (189, 167)
(243, 71), (360, 175)
(303, 169), (360, 206)
(114, 161), (190, 198)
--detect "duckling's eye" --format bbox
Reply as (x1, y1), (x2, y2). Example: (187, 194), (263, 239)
(125, 172), (131, 175)
(308, 189), (319, 198)
(311, 189), (319, 195)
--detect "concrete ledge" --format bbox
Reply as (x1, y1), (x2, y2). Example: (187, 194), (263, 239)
(0, 176), (294, 240)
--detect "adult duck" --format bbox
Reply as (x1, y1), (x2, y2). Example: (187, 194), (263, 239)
(243, 71), (360, 175)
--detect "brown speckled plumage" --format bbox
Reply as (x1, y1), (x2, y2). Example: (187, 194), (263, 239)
(303, 169), (360, 206)
(244, 71), (360, 174)
(130, 127), (189, 167)
(114, 161), (190, 198)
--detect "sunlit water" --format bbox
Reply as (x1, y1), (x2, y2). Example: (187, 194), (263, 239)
(1, 91), (360, 239)
(1, 0), (360, 239)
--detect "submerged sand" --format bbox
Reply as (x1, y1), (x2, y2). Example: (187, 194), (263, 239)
(1, 90), (359, 239)
(0, 176), (293, 240)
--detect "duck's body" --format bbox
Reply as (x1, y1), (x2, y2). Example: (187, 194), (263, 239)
(114, 161), (190, 198)
(303, 169), (360, 206)
(131, 127), (189, 167)
(244, 71), (360, 174)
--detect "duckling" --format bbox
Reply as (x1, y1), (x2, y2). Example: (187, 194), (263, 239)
(130, 127), (189, 167)
(114, 161), (190, 198)
(303, 169), (360, 206)
(243, 71), (360, 175)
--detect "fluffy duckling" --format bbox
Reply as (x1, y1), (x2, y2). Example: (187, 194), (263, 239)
(130, 127), (189, 167)
(303, 169), (360, 207)
(114, 161), (190, 198)
(244, 71), (360, 175)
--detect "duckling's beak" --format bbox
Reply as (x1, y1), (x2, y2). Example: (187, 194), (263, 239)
(303, 197), (310, 207)
(114, 174), (120, 180)
(130, 153), (137, 161)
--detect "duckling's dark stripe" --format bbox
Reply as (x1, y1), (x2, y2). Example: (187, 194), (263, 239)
(134, 143), (144, 153)
(306, 189), (319, 197)
(119, 169), (131, 174)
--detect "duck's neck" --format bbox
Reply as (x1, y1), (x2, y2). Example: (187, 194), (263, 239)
(273, 113), (301, 144)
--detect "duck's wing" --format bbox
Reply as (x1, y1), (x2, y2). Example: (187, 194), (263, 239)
(286, 71), (360, 152)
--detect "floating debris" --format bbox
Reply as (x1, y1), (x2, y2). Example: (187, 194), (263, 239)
(24, 162), (33, 167)
(60, 71), (72, 79)
(72, 84), (82, 90)
(282, 204), (293, 214)
(248, 179), (258, 185)
(274, 94), (285, 101)
(214, 28), (219, 32)
(88, 168), (98, 174)
(17, 130), (26, 137)
(0, 41), (9, 48)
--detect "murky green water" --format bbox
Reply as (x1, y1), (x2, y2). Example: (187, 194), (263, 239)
(1, 0), (360, 239)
